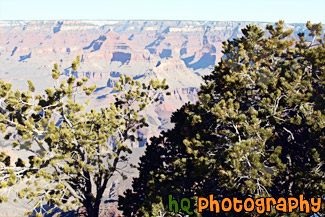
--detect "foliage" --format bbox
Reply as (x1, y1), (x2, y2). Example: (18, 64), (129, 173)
(119, 21), (325, 217)
(0, 56), (168, 217)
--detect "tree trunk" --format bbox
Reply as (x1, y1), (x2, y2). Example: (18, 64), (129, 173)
(85, 203), (100, 217)
(83, 172), (108, 217)
(84, 193), (101, 217)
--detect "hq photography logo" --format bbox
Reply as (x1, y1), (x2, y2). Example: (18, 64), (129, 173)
(168, 194), (323, 215)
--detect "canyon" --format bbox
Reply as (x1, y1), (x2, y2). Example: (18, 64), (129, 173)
(0, 20), (316, 146)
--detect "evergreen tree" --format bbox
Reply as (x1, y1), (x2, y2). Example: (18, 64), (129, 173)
(0, 56), (168, 217)
(119, 21), (324, 217)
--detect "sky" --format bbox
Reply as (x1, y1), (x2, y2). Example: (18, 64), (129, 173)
(0, 0), (324, 24)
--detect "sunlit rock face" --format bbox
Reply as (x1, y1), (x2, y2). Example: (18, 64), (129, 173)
(0, 20), (317, 147)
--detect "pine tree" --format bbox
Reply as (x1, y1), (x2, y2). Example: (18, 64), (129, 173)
(119, 21), (324, 217)
(0, 56), (168, 217)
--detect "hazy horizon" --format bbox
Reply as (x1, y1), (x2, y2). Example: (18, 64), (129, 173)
(0, 19), (320, 26)
(0, 0), (324, 24)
